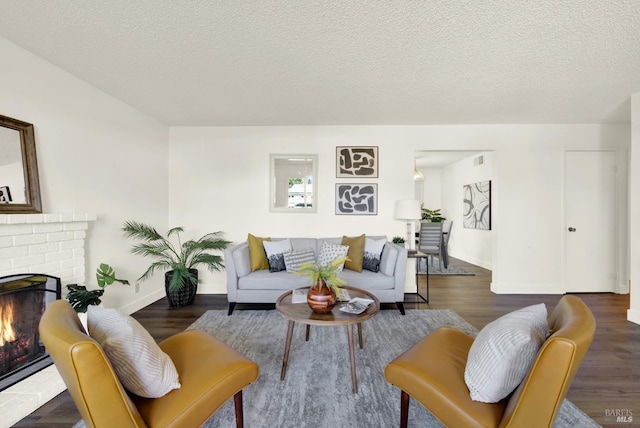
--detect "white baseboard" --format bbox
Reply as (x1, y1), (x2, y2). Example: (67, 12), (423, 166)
(617, 281), (630, 294)
(627, 308), (640, 325)
(119, 289), (166, 315)
(490, 282), (564, 294)
(447, 251), (492, 270)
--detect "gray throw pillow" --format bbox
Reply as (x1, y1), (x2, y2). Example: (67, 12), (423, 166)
(283, 248), (316, 272)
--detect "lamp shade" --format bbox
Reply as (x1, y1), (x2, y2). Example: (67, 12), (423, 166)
(394, 199), (421, 220)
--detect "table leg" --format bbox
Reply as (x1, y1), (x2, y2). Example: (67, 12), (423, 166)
(280, 320), (295, 381)
(305, 324), (311, 341)
(347, 325), (358, 393)
(357, 322), (363, 349)
(414, 257), (428, 303)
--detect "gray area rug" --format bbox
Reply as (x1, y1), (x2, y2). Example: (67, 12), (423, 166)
(183, 309), (598, 428)
(417, 257), (475, 275)
(73, 309), (599, 428)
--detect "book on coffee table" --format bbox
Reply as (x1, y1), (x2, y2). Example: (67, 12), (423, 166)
(292, 288), (307, 303)
(339, 297), (375, 314)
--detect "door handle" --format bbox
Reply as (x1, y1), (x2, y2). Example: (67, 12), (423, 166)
(568, 227), (576, 232)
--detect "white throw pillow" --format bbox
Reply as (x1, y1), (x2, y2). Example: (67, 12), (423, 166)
(363, 237), (386, 272)
(464, 303), (549, 403)
(87, 306), (181, 398)
(263, 239), (292, 272)
(317, 241), (349, 271)
(283, 248), (316, 272)
(379, 244), (399, 276)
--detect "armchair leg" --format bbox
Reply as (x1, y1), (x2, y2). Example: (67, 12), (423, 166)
(234, 390), (244, 428)
(396, 302), (406, 315)
(400, 390), (410, 428)
(228, 302), (236, 315)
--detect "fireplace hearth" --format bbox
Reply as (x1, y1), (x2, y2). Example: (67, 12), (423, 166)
(0, 274), (61, 392)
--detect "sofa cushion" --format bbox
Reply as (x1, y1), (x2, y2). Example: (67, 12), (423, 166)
(464, 303), (549, 403)
(87, 306), (181, 398)
(263, 239), (292, 272)
(379, 244), (399, 276)
(318, 241), (349, 271)
(248, 233), (271, 271)
(342, 234), (365, 272)
(232, 244), (251, 277)
(338, 269), (395, 290)
(363, 237), (386, 272)
(239, 269), (310, 290)
(283, 247), (316, 272)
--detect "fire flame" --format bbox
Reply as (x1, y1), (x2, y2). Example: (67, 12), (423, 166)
(1, 300), (16, 346)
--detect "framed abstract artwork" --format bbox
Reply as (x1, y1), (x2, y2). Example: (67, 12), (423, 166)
(463, 180), (491, 230)
(335, 183), (378, 215)
(336, 146), (378, 178)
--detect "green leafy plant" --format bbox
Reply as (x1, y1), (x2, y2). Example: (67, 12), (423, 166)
(295, 256), (349, 296)
(122, 220), (231, 291)
(66, 263), (130, 313)
(421, 207), (446, 222)
(392, 236), (405, 244)
(96, 262), (130, 288)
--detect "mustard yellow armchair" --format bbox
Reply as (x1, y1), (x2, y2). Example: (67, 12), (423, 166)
(384, 295), (595, 428)
(39, 300), (259, 428)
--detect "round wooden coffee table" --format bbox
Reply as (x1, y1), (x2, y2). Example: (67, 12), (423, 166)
(276, 285), (380, 393)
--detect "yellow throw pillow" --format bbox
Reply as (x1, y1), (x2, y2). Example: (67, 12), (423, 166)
(248, 234), (271, 271)
(342, 234), (365, 272)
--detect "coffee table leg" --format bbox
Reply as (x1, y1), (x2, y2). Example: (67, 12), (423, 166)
(281, 320), (295, 381)
(347, 325), (358, 393)
(305, 324), (311, 341)
(357, 322), (363, 349)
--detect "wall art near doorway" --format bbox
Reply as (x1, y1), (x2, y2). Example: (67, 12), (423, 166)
(336, 146), (378, 178)
(335, 183), (377, 215)
(463, 180), (491, 230)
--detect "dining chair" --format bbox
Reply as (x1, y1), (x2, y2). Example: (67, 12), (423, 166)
(441, 221), (453, 268)
(418, 222), (444, 269)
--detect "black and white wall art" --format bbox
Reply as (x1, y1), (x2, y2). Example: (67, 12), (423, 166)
(336, 146), (378, 178)
(0, 186), (12, 203)
(335, 183), (377, 215)
(463, 180), (491, 230)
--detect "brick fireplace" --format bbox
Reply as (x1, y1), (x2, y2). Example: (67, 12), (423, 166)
(0, 213), (95, 426)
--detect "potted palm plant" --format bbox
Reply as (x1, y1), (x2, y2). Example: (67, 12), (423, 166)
(421, 207), (446, 222)
(122, 220), (231, 307)
(295, 256), (348, 313)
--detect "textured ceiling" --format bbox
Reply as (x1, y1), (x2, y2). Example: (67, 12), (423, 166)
(0, 1), (639, 126)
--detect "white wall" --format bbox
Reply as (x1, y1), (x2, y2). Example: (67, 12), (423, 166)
(440, 152), (493, 269)
(168, 126), (414, 293)
(1, 37), (634, 315)
(170, 124), (630, 296)
(629, 92), (640, 324)
(0, 38), (170, 313)
(419, 168), (442, 210)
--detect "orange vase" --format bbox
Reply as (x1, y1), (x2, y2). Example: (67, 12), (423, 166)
(307, 280), (336, 314)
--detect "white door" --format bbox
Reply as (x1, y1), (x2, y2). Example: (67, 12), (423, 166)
(564, 151), (617, 292)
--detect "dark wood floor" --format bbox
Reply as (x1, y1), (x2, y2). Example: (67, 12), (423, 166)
(14, 258), (640, 427)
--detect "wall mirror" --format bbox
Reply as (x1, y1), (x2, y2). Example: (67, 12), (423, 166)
(0, 115), (42, 213)
(270, 154), (317, 213)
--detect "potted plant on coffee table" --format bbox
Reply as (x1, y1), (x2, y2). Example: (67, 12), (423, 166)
(122, 220), (231, 307)
(295, 256), (348, 314)
(67, 263), (130, 313)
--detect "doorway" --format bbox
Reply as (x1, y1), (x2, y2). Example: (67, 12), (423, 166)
(564, 150), (617, 292)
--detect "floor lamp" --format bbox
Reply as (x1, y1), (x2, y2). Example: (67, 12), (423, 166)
(394, 199), (422, 252)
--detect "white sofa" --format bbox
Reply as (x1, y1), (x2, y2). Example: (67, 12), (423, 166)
(224, 236), (408, 315)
